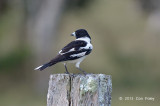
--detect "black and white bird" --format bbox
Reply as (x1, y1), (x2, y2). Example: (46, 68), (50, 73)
(34, 29), (93, 74)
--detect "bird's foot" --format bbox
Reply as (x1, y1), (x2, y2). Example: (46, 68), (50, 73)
(64, 70), (75, 77)
(77, 68), (87, 75)
(64, 72), (75, 77)
(65, 71), (70, 74)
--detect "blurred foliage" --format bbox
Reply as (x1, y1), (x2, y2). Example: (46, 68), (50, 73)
(66, 0), (95, 10)
(0, 0), (160, 106)
(0, 47), (30, 73)
(138, 0), (160, 14)
(0, 0), (9, 15)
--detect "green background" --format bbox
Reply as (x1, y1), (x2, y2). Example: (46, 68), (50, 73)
(0, 0), (160, 106)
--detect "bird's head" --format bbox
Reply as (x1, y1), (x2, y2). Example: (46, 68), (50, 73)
(71, 29), (91, 39)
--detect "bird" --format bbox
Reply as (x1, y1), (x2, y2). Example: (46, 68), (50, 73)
(34, 29), (93, 74)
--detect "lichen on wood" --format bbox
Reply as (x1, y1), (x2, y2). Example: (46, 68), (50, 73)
(47, 74), (112, 106)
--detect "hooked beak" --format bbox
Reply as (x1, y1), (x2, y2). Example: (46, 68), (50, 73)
(71, 32), (76, 37)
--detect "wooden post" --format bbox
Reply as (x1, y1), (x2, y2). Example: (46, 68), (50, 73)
(47, 74), (112, 106)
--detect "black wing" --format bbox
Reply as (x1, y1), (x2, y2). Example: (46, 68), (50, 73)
(59, 40), (87, 54)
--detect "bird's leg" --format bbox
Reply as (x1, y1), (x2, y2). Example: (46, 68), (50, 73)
(76, 67), (87, 75)
(64, 63), (70, 74)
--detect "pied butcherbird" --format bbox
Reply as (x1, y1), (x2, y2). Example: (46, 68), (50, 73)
(34, 29), (93, 74)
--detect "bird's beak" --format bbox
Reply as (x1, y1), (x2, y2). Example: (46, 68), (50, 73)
(71, 32), (76, 37)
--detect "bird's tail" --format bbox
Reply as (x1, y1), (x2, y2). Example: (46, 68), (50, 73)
(34, 54), (65, 71)
(34, 61), (56, 71)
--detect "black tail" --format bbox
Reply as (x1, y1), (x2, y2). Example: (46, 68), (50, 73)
(34, 61), (56, 71)
(34, 54), (65, 71)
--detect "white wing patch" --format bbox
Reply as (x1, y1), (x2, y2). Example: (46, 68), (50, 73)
(59, 48), (75, 55)
(70, 52), (86, 57)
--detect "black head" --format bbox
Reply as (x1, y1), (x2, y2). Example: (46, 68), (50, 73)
(71, 29), (91, 39)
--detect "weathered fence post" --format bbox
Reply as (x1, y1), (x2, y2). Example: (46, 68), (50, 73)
(47, 74), (112, 106)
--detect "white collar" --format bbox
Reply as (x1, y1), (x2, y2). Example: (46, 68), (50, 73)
(76, 37), (91, 43)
